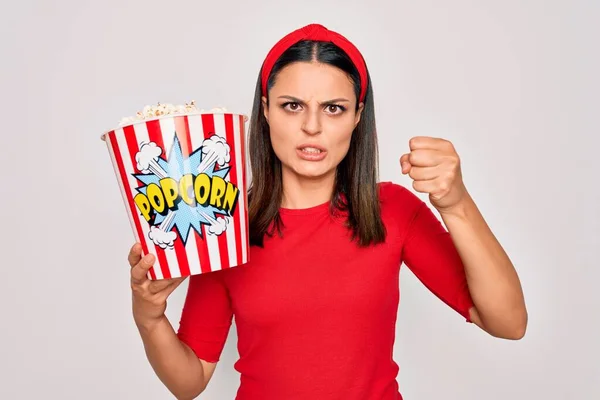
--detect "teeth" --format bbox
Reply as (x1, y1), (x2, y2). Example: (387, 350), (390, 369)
(301, 147), (322, 153)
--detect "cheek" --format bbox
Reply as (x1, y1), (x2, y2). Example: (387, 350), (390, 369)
(328, 120), (355, 157)
(268, 117), (294, 158)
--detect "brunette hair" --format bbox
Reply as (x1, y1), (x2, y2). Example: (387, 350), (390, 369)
(247, 40), (385, 247)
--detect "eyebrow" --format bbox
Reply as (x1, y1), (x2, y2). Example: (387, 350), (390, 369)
(277, 95), (351, 104)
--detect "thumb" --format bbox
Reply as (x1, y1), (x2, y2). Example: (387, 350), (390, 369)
(399, 153), (411, 174)
(161, 276), (188, 297)
(149, 276), (187, 295)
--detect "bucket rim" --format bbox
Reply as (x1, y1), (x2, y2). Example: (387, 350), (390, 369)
(100, 110), (249, 141)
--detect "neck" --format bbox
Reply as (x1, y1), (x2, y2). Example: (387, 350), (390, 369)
(280, 168), (336, 209)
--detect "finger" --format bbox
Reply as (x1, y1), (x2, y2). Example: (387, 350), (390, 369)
(412, 177), (452, 195)
(408, 149), (444, 167)
(399, 154), (411, 174)
(412, 178), (437, 194)
(128, 243), (143, 268)
(408, 166), (440, 181)
(409, 136), (450, 151)
(131, 254), (155, 284)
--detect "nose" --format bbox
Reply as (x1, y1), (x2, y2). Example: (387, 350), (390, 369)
(301, 109), (322, 135)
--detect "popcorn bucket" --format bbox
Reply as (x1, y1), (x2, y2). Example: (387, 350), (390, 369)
(102, 111), (249, 280)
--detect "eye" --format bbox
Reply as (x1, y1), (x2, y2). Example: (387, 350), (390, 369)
(282, 102), (302, 112)
(325, 104), (346, 115)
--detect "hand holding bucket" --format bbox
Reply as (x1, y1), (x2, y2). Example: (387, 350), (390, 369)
(128, 243), (186, 327)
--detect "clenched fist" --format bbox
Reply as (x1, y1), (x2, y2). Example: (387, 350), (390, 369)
(400, 136), (467, 212)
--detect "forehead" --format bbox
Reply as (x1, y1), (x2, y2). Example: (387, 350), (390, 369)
(271, 62), (356, 99)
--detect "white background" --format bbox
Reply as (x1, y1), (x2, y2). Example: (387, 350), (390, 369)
(1, 0), (598, 398)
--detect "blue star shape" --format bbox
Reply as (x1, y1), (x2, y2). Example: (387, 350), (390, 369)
(132, 135), (231, 245)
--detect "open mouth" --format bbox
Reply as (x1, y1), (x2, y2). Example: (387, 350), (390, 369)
(296, 145), (327, 161)
(299, 147), (324, 154)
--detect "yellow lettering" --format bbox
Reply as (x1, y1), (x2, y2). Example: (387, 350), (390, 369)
(223, 182), (239, 213)
(134, 193), (152, 221)
(147, 183), (166, 214)
(194, 173), (211, 206)
(179, 174), (195, 206)
(138, 173), (240, 219)
(160, 178), (179, 209)
(209, 176), (227, 209)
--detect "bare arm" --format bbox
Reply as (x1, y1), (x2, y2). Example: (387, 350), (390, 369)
(128, 243), (219, 399)
(439, 191), (528, 340)
(401, 136), (527, 340)
(136, 316), (218, 399)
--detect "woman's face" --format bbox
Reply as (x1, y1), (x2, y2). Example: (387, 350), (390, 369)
(262, 61), (364, 182)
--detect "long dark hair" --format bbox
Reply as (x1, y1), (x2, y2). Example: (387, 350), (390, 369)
(247, 39), (386, 247)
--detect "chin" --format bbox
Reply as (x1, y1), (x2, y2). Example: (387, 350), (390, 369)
(292, 164), (332, 180)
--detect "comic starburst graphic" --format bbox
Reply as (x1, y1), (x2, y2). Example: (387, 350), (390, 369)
(132, 134), (233, 248)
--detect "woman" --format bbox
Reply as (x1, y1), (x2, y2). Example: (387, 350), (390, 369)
(127, 23), (527, 399)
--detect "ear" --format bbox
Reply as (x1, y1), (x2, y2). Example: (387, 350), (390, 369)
(261, 96), (269, 123)
(354, 102), (365, 128)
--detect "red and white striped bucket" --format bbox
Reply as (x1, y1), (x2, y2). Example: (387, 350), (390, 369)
(102, 112), (249, 280)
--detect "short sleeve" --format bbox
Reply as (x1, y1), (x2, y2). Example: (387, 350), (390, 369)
(401, 200), (474, 322)
(176, 271), (234, 362)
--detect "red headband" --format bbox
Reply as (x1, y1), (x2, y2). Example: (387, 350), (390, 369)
(260, 23), (368, 103)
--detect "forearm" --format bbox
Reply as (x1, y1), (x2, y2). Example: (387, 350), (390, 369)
(439, 191), (527, 339)
(136, 315), (206, 399)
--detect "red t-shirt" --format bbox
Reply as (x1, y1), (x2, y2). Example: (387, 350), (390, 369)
(176, 181), (473, 399)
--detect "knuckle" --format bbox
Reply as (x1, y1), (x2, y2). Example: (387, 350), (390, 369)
(128, 243), (140, 257)
(131, 283), (142, 294)
(445, 155), (459, 169)
(130, 279), (143, 291)
(138, 260), (150, 271)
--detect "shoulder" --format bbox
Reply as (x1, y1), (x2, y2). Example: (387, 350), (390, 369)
(377, 180), (430, 228)
(377, 181), (424, 213)
(375, 181), (426, 243)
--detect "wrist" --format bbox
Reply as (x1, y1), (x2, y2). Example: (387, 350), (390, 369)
(438, 191), (473, 220)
